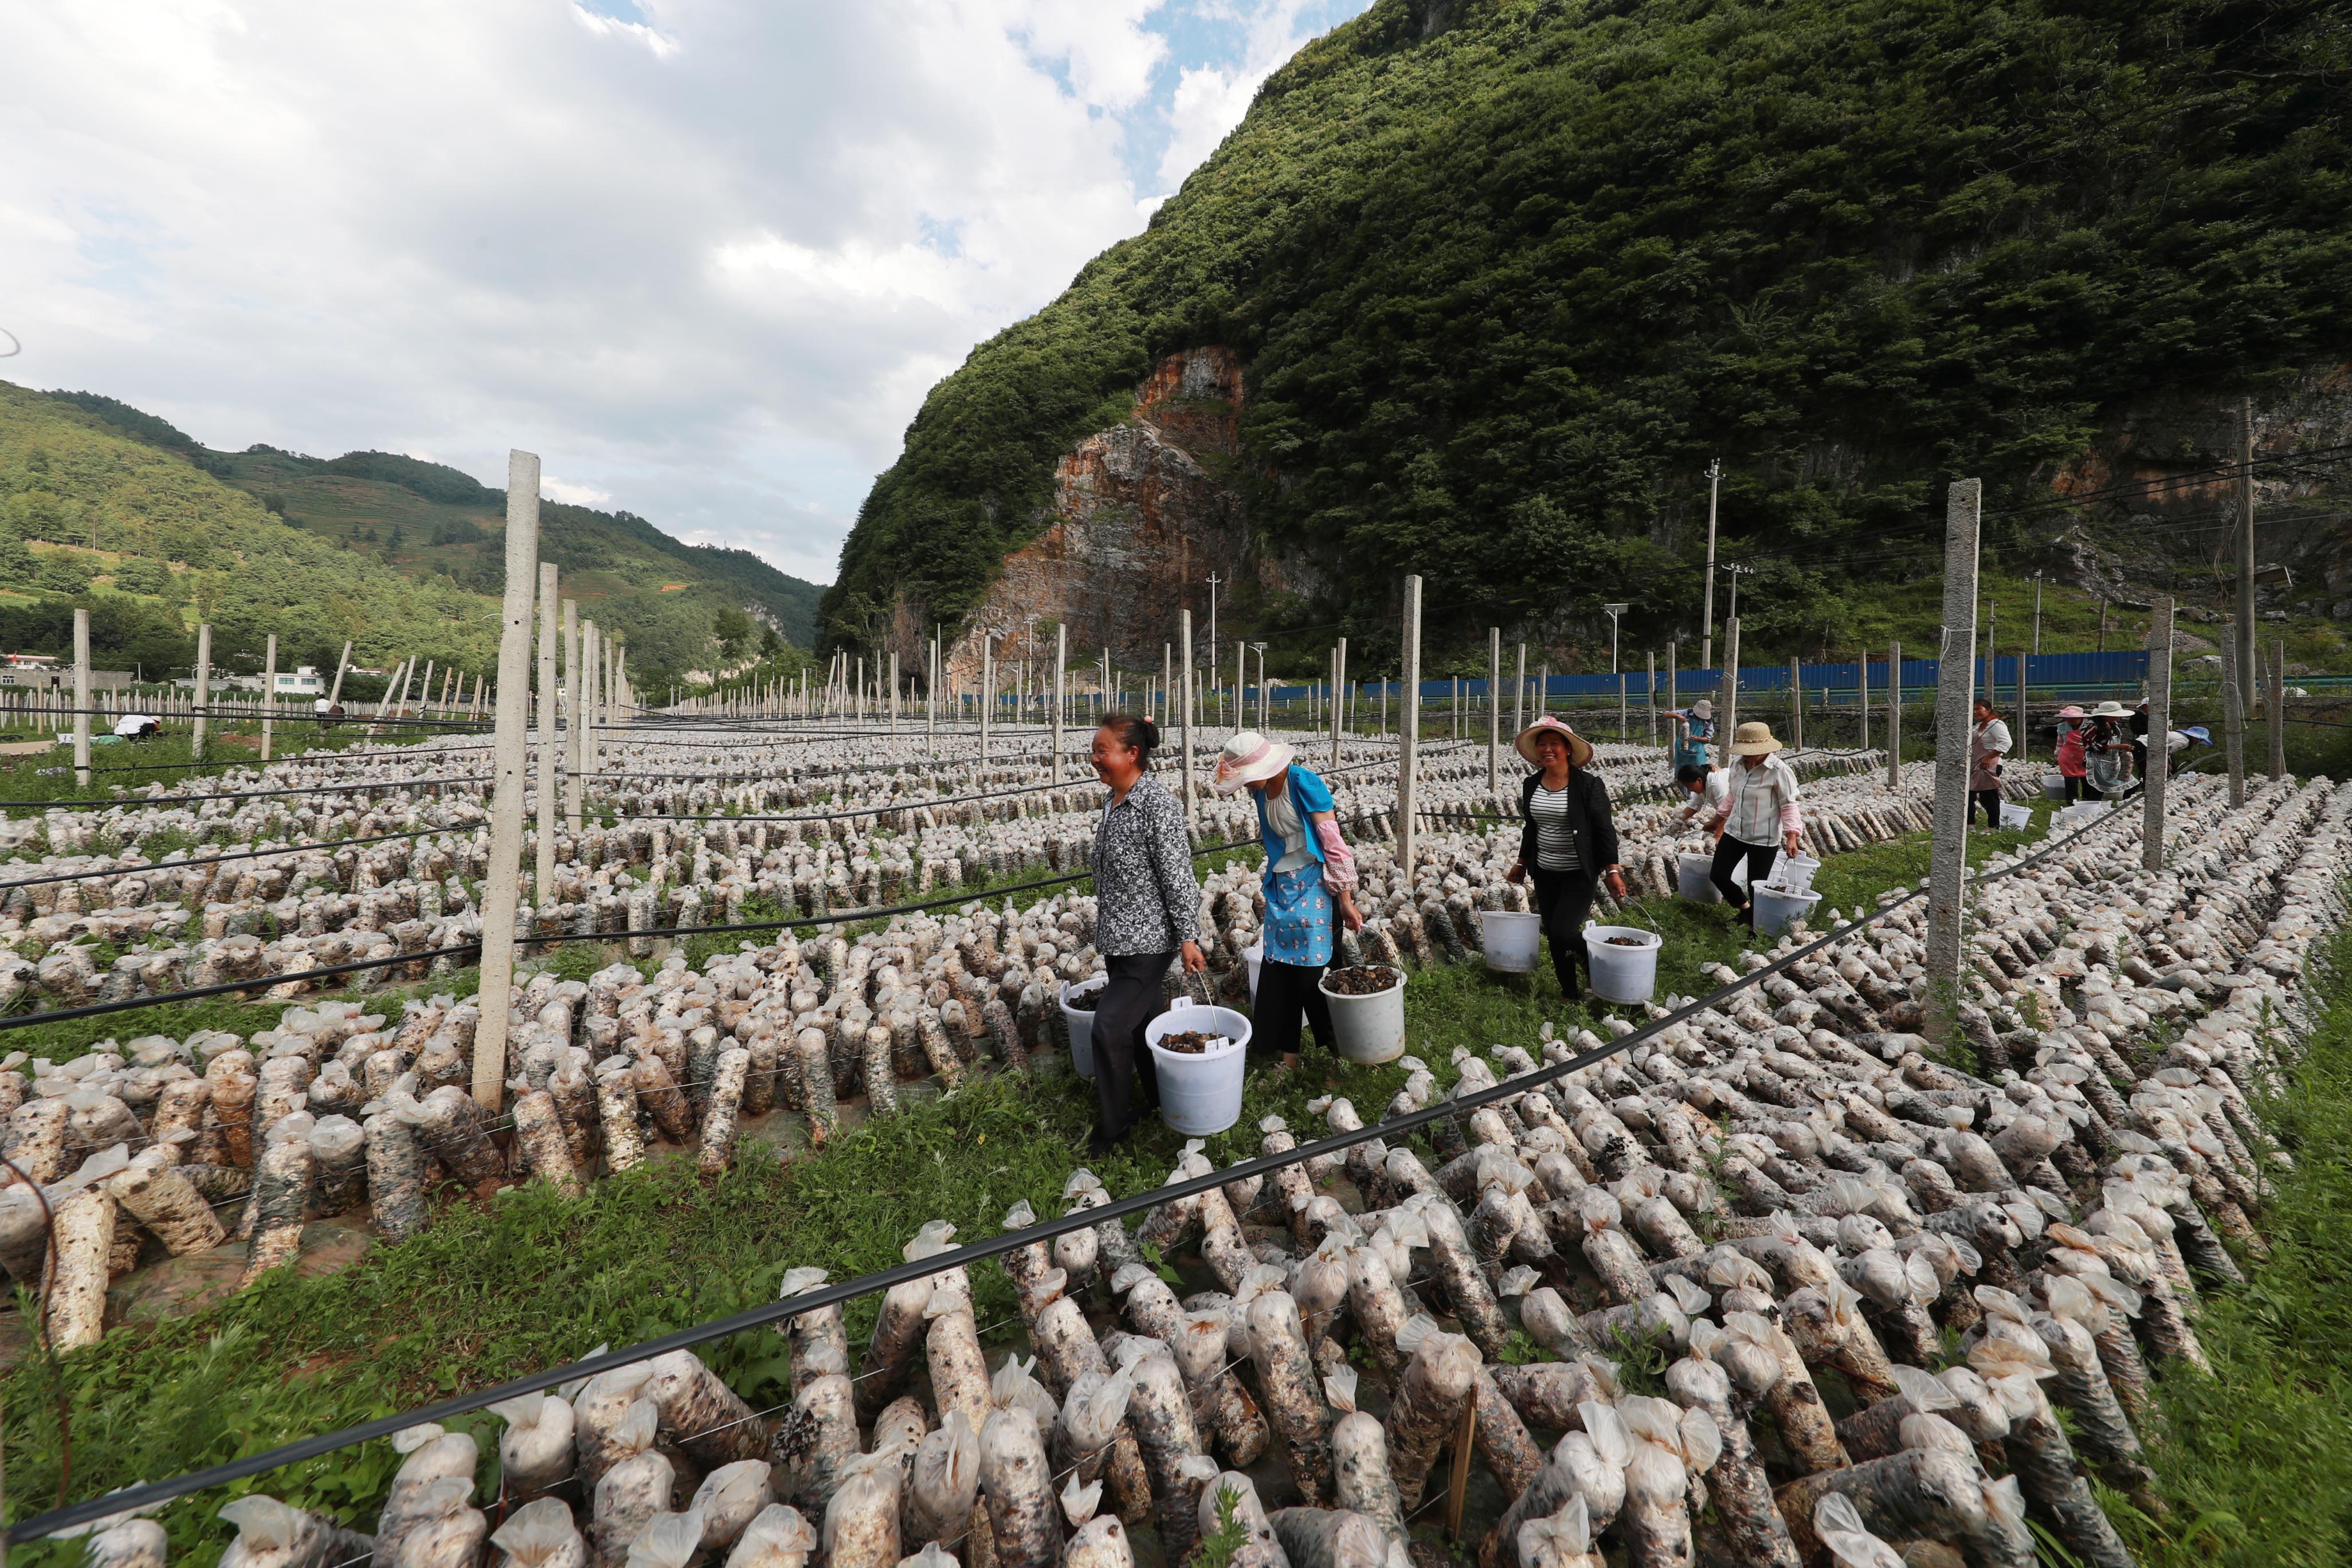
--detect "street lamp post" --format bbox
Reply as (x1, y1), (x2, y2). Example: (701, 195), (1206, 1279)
(1604, 602), (1630, 742)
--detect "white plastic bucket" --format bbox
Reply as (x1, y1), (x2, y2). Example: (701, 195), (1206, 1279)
(1479, 911), (1542, 973)
(1753, 884), (1822, 936)
(1059, 978), (1106, 1079)
(1677, 852), (1720, 903)
(1144, 998), (1252, 1135)
(1582, 924), (1662, 1005)
(1244, 942), (1263, 1003)
(2041, 773), (2068, 801)
(1998, 802), (2032, 830)
(1775, 854), (1822, 894)
(1316, 969), (1408, 1064)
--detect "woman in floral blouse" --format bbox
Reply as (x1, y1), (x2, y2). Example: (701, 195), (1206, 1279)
(1085, 712), (1205, 1153)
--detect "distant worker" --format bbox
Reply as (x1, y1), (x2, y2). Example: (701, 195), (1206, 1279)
(1706, 721), (1802, 926)
(1669, 698), (1715, 770)
(112, 713), (160, 740)
(2084, 701), (2135, 798)
(1969, 696), (2011, 826)
(2052, 705), (2089, 803)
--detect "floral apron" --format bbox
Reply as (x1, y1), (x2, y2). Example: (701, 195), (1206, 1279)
(1262, 861), (1334, 967)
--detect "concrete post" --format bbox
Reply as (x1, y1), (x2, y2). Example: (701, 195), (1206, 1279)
(1647, 650), (1657, 746)
(191, 623), (213, 763)
(1887, 642), (1902, 787)
(564, 601), (582, 831)
(1924, 479), (1983, 1037)
(2271, 637), (2287, 781)
(1179, 609), (1197, 822)
(1859, 650), (1870, 752)
(1163, 644), (1171, 731)
(72, 609), (91, 787)
(260, 634), (277, 763)
(2014, 645), (2028, 769)
(583, 622), (601, 796)
(891, 650), (901, 733)
(475, 449), (542, 1114)
(2144, 598), (2174, 873)
(2237, 397), (2256, 777)
(1666, 642), (1677, 724)
(1332, 637), (1348, 767)
(1486, 627), (1500, 795)
(326, 639), (352, 714)
(980, 637), (992, 763)
(417, 660), (436, 723)
(930, 638), (940, 741)
(393, 656), (416, 719)
(1514, 642), (1527, 738)
(535, 562), (560, 902)
(1788, 656), (1802, 750)
(1397, 575), (1422, 873)
(1722, 618), (1741, 736)
(1051, 625), (1065, 783)
(2220, 622), (2247, 807)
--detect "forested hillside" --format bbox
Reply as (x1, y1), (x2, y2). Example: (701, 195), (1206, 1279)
(824, 0), (2352, 667)
(0, 383), (823, 687)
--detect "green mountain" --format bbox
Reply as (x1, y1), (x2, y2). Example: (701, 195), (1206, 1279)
(824, 0), (2352, 669)
(0, 382), (824, 688)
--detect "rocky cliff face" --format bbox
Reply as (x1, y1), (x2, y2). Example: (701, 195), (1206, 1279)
(934, 346), (1287, 693)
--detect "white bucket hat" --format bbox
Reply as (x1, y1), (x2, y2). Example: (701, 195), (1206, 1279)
(1212, 731), (1295, 793)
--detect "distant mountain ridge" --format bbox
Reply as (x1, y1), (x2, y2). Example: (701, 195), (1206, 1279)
(0, 381), (823, 685)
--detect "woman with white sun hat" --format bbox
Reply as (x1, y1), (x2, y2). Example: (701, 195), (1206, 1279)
(1212, 730), (1365, 1072)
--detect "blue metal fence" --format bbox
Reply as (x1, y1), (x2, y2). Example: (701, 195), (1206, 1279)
(1267, 650), (2150, 703)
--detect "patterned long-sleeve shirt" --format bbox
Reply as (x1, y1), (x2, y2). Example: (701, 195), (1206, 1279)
(1090, 773), (1202, 956)
(1709, 753), (1803, 846)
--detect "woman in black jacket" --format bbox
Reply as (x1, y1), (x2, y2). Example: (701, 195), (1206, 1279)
(1504, 717), (1630, 1001)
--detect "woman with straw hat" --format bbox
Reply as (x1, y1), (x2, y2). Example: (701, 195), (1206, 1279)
(1705, 720), (1804, 925)
(2084, 700), (2135, 798)
(1212, 730), (1365, 1072)
(1503, 716), (1627, 1001)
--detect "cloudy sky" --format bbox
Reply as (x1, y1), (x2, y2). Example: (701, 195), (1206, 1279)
(1, 0), (1371, 585)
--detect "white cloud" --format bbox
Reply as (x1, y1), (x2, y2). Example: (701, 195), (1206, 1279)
(0, 0), (1372, 593)
(543, 476), (616, 507)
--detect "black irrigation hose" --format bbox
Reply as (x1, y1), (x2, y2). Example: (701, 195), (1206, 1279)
(0, 837), (1271, 1033)
(0, 777), (492, 811)
(0, 795), (2151, 1545)
(0, 826), (481, 895)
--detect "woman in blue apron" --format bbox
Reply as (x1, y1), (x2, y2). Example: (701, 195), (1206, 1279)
(1212, 731), (1364, 1071)
(1671, 699), (1715, 770)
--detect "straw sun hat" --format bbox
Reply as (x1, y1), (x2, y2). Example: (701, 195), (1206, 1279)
(1212, 730), (1295, 793)
(2089, 700), (2132, 719)
(1726, 721), (1784, 756)
(1513, 716), (1595, 768)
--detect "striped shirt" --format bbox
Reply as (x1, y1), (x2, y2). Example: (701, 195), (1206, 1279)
(1712, 754), (1804, 846)
(1528, 783), (1581, 871)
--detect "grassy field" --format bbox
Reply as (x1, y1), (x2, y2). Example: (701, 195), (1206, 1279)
(2, 789), (2346, 1565)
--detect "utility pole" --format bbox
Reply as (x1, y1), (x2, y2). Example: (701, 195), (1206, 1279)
(1487, 627), (1501, 795)
(475, 449), (543, 1114)
(2221, 620), (2247, 808)
(1925, 479), (1982, 1040)
(1604, 602), (1629, 743)
(1722, 618), (1741, 735)
(1253, 644), (1268, 730)
(2239, 398), (2257, 727)
(1397, 575), (1423, 873)
(2145, 598), (2174, 873)
(1179, 608), (1197, 822)
(1514, 641), (1527, 737)
(1701, 458), (1721, 671)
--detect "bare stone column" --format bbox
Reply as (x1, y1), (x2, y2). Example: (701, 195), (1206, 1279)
(1789, 656), (1802, 751)
(475, 449), (542, 1112)
(72, 608), (91, 786)
(2144, 597), (2174, 873)
(1332, 637), (1348, 767)
(1179, 609), (1197, 822)
(564, 600), (583, 831)
(1887, 642), (1902, 787)
(1722, 618), (1741, 736)
(1051, 625), (1065, 783)
(1925, 479), (1982, 1038)
(536, 562), (560, 902)
(191, 623), (213, 764)
(1486, 626), (1500, 796)
(261, 634), (277, 763)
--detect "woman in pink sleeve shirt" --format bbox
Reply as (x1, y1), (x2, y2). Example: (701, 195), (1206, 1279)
(1707, 721), (1804, 926)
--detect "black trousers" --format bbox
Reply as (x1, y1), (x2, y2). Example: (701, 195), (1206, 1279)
(1711, 836), (1779, 919)
(1969, 787), (2001, 826)
(2063, 774), (2084, 803)
(1253, 959), (1334, 1060)
(1530, 867), (1596, 999)
(1092, 951), (1172, 1139)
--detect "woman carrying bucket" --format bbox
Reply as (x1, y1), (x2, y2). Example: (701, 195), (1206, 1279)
(1706, 720), (1804, 926)
(1212, 731), (1364, 1072)
(2052, 705), (2090, 803)
(1086, 712), (1207, 1154)
(1504, 717), (1629, 1001)
(1969, 696), (2012, 826)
